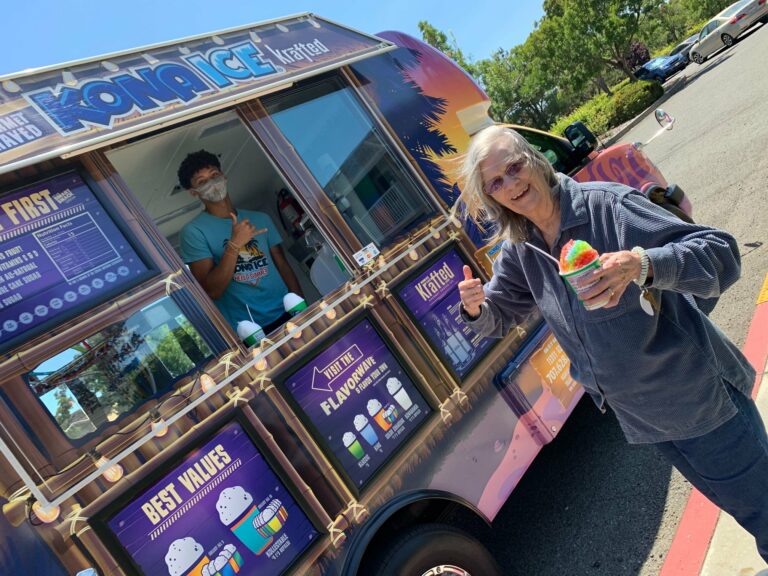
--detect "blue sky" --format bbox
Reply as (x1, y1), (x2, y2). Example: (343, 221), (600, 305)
(1, 0), (544, 76)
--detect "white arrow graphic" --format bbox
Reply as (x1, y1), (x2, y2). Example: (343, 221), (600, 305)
(311, 344), (364, 392)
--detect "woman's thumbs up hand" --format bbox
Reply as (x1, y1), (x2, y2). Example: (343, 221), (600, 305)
(458, 265), (484, 319)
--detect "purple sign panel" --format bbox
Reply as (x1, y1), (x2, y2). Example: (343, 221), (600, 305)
(105, 420), (318, 576)
(284, 318), (431, 489)
(0, 172), (149, 350)
(396, 249), (495, 378)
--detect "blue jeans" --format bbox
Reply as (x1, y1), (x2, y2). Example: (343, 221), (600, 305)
(655, 383), (768, 562)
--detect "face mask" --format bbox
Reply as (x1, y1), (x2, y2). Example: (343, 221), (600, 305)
(195, 175), (227, 202)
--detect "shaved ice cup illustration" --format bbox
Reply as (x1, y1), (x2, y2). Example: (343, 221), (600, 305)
(368, 398), (392, 431)
(343, 431), (365, 460)
(165, 537), (210, 576)
(253, 499), (289, 539)
(354, 414), (379, 446)
(386, 377), (413, 411)
(383, 404), (399, 425)
(200, 543), (244, 576)
(216, 486), (272, 556)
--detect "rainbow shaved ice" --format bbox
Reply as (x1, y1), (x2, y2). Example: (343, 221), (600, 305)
(559, 240), (599, 272)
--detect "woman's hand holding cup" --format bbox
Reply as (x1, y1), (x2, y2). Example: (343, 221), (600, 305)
(459, 265), (484, 319)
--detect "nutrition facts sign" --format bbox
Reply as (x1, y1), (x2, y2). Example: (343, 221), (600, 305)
(283, 318), (431, 490)
(0, 172), (148, 350)
(103, 420), (318, 576)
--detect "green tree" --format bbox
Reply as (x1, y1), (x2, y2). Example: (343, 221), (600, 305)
(556, 0), (663, 82)
(418, 21), (478, 77)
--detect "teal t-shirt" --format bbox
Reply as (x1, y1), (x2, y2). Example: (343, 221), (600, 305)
(179, 210), (288, 330)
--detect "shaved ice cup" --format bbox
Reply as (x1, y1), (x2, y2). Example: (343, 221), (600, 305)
(559, 257), (610, 311)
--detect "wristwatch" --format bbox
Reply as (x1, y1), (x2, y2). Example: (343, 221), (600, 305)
(631, 246), (650, 287)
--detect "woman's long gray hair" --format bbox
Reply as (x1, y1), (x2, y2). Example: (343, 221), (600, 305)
(458, 125), (559, 244)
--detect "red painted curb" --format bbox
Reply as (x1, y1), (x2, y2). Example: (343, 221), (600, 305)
(659, 298), (768, 576)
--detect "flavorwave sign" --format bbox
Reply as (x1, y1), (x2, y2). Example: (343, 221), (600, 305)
(0, 15), (390, 169)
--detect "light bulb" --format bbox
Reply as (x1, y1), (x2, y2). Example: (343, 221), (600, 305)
(200, 373), (216, 394)
(408, 249), (419, 261)
(430, 227), (441, 239)
(151, 413), (168, 437)
(95, 455), (123, 483)
(323, 304), (337, 320)
(32, 501), (60, 523)
(285, 321), (302, 339)
(251, 348), (269, 371)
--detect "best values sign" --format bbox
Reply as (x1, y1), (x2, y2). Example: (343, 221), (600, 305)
(396, 248), (495, 379)
(105, 420), (318, 576)
(283, 318), (431, 489)
(0, 172), (149, 351)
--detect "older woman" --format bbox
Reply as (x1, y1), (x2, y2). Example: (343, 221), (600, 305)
(458, 125), (768, 560)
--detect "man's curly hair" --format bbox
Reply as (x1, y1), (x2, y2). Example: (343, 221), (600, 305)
(178, 150), (221, 190)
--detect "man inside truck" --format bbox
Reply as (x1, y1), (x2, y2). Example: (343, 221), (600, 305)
(177, 150), (303, 334)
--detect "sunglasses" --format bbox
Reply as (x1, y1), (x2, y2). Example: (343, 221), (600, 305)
(483, 160), (525, 195)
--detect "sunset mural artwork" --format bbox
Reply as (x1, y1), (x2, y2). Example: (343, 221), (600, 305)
(352, 31), (676, 247)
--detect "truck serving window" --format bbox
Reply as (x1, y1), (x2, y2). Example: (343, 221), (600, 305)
(25, 296), (213, 442)
(264, 76), (436, 248)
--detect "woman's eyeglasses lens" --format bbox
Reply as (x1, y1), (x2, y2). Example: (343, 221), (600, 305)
(484, 161), (524, 195)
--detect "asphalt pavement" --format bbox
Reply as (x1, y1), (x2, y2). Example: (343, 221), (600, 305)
(466, 21), (768, 576)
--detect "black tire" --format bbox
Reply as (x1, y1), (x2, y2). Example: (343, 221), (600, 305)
(691, 52), (704, 64)
(365, 523), (503, 576)
(721, 33), (734, 47)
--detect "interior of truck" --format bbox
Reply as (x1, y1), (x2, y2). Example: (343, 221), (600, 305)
(106, 110), (351, 307)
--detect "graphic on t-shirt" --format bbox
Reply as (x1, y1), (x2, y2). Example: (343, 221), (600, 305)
(229, 239), (270, 285)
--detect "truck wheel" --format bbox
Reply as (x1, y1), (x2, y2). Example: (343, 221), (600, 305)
(366, 523), (502, 576)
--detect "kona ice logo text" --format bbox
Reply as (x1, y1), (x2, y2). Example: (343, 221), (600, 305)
(23, 41), (278, 135)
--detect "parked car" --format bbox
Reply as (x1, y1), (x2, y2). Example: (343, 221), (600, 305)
(668, 33), (699, 65)
(689, 0), (768, 64)
(634, 54), (687, 82)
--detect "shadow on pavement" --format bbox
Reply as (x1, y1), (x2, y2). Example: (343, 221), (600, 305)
(446, 398), (679, 575)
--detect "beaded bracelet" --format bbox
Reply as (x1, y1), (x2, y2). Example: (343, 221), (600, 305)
(631, 246), (649, 287)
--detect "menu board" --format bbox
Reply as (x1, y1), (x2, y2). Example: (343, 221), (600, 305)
(395, 248), (496, 379)
(0, 172), (149, 351)
(101, 420), (318, 576)
(283, 318), (431, 490)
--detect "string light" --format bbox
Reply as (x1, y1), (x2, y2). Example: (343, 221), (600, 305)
(251, 348), (269, 371)
(61, 70), (77, 86)
(322, 302), (337, 320)
(90, 450), (123, 483)
(285, 321), (302, 339)
(2, 80), (21, 93)
(199, 373), (216, 394)
(32, 501), (60, 523)
(150, 411), (168, 437)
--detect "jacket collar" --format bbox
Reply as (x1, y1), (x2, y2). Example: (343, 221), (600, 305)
(556, 173), (589, 232)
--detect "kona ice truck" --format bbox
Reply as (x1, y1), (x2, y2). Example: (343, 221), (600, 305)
(0, 13), (688, 576)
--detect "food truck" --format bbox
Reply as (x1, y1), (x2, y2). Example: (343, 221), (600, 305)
(0, 13), (688, 576)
